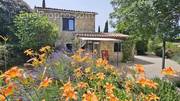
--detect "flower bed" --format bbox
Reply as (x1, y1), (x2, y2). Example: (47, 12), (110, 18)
(0, 46), (179, 101)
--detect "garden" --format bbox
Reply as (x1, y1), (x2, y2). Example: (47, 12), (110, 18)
(0, 0), (180, 101)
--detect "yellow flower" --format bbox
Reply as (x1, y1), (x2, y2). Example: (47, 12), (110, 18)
(39, 77), (52, 89)
(39, 46), (51, 53)
(77, 82), (88, 89)
(96, 58), (108, 67)
(161, 67), (176, 76)
(85, 67), (91, 73)
(96, 72), (105, 80)
(125, 80), (133, 93)
(135, 64), (145, 74)
(145, 93), (160, 101)
(82, 91), (98, 101)
(74, 68), (83, 77)
(24, 49), (33, 56)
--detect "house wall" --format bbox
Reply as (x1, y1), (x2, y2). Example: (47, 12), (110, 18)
(99, 41), (123, 63)
(34, 8), (96, 45)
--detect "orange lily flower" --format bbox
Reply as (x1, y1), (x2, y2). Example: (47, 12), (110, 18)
(2, 67), (23, 82)
(77, 82), (88, 89)
(39, 77), (52, 89)
(96, 58), (108, 67)
(145, 93), (160, 101)
(137, 77), (158, 89)
(107, 94), (119, 101)
(0, 83), (15, 101)
(105, 83), (114, 93)
(96, 72), (105, 80)
(82, 91), (98, 101)
(161, 67), (176, 76)
(135, 64), (144, 74)
(62, 89), (77, 101)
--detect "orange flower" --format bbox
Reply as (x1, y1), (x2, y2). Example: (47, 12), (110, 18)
(161, 67), (176, 76)
(145, 93), (160, 101)
(82, 91), (98, 101)
(96, 58), (108, 67)
(96, 72), (105, 80)
(135, 64), (144, 74)
(2, 67), (23, 82)
(77, 82), (88, 89)
(107, 94), (119, 101)
(62, 81), (77, 101)
(0, 83), (15, 101)
(39, 77), (52, 89)
(105, 83), (114, 93)
(61, 81), (73, 92)
(74, 68), (83, 77)
(137, 77), (158, 89)
(62, 89), (77, 101)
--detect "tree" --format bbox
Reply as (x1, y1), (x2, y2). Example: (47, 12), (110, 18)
(0, 0), (31, 37)
(110, 0), (180, 68)
(104, 20), (109, 32)
(14, 12), (58, 49)
(98, 26), (101, 32)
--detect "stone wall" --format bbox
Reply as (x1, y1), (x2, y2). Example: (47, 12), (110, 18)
(99, 41), (123, 63)
(34, 8), (96, 44)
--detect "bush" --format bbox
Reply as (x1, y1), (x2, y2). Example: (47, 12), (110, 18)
(136, 40), (148, 55)
(14, 12), (58, 50)
(122, 38), (135, 62)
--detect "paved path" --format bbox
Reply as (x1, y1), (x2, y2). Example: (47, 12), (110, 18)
(128, 55), (180, 78)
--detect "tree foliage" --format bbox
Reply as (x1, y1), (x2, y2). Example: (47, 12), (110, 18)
(14, 12), (58, 49)
(110, 0), (180, 40)
(0, 0), (31, 36)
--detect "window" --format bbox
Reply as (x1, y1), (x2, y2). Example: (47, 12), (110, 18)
(63, 18), (75, 31)
(114, 42), (122, 52)
(66, 43), (73, 51)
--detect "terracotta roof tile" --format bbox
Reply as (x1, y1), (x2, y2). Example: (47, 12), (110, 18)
(75, 32), (128, 40)
(34, 7), (97, 15)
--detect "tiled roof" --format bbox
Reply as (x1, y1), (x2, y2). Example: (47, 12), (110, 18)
(34, 7), (97, 15)
(75, 32), (129, 40)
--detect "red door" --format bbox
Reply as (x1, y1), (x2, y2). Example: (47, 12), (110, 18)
(101, 50), (109, 60)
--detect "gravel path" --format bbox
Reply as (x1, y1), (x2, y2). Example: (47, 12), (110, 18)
(127, 55), (180, 78)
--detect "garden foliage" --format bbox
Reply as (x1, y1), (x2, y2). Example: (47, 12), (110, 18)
(14, 12), (58, 49)
(0, 46), (179, 101)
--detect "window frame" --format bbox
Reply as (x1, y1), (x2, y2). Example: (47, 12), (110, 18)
(114, 42), (122, 52)
(62, 17), (75, 31)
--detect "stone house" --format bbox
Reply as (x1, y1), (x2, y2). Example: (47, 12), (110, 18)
(35, 0), (128, 63)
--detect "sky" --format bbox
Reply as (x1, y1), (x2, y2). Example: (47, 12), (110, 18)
(24, 0), (115, 32)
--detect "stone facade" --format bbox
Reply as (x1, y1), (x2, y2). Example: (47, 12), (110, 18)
(34, 7), (97, 44)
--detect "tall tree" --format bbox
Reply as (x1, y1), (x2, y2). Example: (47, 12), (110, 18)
(0, 0), (31, 37)
(104, 20), (109, 32)
(110, 0), (180, 68)
(98, 26), (101, 32)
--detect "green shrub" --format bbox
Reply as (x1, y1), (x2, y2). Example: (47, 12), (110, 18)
(153, 78), (180, 101)
(136, 40), (148, 55)
(14, 12), (58, 50)
(122, 38), (135, 62)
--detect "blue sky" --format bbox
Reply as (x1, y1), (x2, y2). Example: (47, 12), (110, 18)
(25, 0), (114, 32)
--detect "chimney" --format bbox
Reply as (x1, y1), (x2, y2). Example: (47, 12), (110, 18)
(42, 0), (46, 8)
